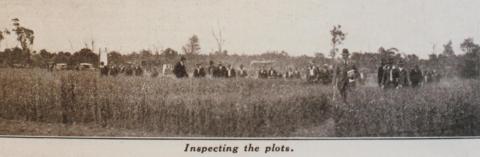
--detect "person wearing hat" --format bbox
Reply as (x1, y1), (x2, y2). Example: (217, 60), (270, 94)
(216, 63), (227, 78)
(336, 48), (359, 101)
(238, 64), (248, 78)
(226, 64), (236, 78)
(319, 64), (332, 84)
(396, 61), (409, 88)
(409, 65), (423, 87)
(193, 63), (206, 78)
(99, 62), (110, 76)
(207, 60), (216, 78)
(377, 61), (385, 87)
(173, 56), (188, 78)
(381, 58), (398, 89)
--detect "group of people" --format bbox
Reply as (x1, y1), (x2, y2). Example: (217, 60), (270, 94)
(257, 67), (291, 79)
(377, 60), (442, 89)
(257, 67), (302, 79)
(92, 48), (442, 99)
(306, 64), (334, 84)
(173, 57), (248, 79)
(99, 62), (144, 77)
(173, 56), (305, 79)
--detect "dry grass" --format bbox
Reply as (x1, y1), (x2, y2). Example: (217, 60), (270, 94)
(0, 68), (479, 137)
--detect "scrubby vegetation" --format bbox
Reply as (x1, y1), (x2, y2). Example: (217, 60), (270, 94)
(0, 68), (478, 137)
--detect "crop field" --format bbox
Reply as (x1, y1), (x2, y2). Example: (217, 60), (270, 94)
(0, 68), (479, 137)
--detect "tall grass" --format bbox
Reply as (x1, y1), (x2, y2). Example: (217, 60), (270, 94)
(334, 80), (480, 136)
(0, 69), (331, 136)
(0, 68), (479, 137)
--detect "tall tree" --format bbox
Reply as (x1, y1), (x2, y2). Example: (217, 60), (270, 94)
(439, 40), (456, 77)
(442, 40), (455, 57)
(460, 38), (480, 78)
(39, 49), (54, 60)
(70, 48), (99, 66)
(108, 51), (124, 65)
(329, 25), (346, 59)
(460, 38), (479, 53)
(161, 48), (179, 64)
(182, 35), (201, 55)
(11, 18), (34, 52)
(329, 25), (346, 101)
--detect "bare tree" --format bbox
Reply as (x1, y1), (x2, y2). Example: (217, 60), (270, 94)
(212, 23), (226, 55)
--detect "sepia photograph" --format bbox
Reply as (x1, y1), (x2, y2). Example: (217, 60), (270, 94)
(0, 0), (479, 137)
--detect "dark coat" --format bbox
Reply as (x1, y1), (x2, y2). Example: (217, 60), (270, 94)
(207, 65), (216, 76)
(258, 70), (268, 79)
(193, 67), (206, 78)
(173, 61), (188, 78)
(134, 67), (143, 76)
(268, 69), (277, 78)
(336, 59), (358, 91)
(125, 67), (133, 76)
(217, 66), (227, 77)
(377, 66), (384, 86)
(397, 68), (409, 87)
(227, 68), (236, 78)
(409, 68), (423, 87)
(381, 65), (399, 88)
(100, 66), (109, 76)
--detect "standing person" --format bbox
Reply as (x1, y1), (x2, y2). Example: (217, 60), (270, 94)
(110, 65), (120, 76)
(268, 67), (277, 79)
(293, 68), (301, 79)
(238, 64), (248, 78)
(100, 62), (109, 76)
(212, 63), (221, 78)
(193, 64), (206, 78)
(381, 60), (398, 89)
(215, 63), (227, 78)
(47, 62), (54, 72)
(226, 64), (236, 78)
(125, 65), (134, 76)
(396, 62), (409, 88)
(207, 60), (216, 78)
(432, 70), (441, 82)
(286, 67), (294, 79)
(258, 66), (267, 79)
(336, 49), (359, 102)
(135, 66), (143, 76)
(150, 67), (159, 78)
(307, 65), (316, 82)
(424, 70), (431, 83)
(409, 65), (423, 87)
(173, 56), (188, 78)
(319, 64), (332, 84)
(377, 61), (385, 87)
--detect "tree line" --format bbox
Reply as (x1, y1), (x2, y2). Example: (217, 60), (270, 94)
(1, 19), (479, 79)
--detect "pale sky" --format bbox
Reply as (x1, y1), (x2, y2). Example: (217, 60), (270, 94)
(1, 0), (479, 58)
